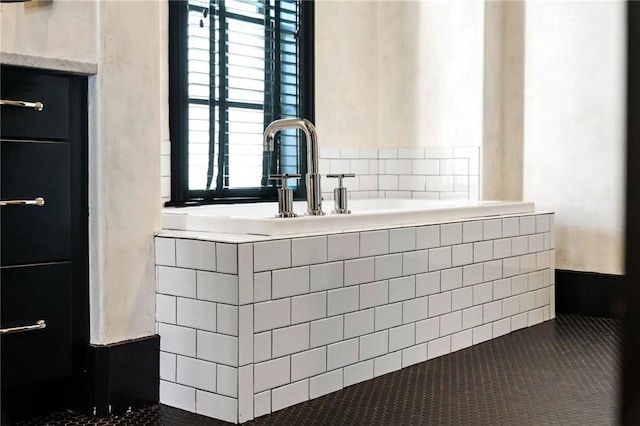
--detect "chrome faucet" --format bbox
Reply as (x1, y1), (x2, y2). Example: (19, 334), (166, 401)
(263, 118), (324, 215)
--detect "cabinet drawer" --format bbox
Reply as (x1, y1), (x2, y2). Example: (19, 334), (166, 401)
(1, 141), (71, 266)
(0, 69), (69, 141)
(1, 263), (72, 389)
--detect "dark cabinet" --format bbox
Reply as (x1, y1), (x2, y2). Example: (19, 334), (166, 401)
(1, 66), (88, 422)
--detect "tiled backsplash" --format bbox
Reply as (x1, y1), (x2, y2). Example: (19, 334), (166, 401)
(161, 146), (480, 204)
(155, 211), (554, 423)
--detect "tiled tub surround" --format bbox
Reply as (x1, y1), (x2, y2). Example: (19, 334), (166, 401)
(155, 212), (554, 423)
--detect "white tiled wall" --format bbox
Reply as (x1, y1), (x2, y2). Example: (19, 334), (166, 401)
(156, 211), (554, 423)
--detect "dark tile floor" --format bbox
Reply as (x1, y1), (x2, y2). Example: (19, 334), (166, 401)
(18, 314), (620, 425)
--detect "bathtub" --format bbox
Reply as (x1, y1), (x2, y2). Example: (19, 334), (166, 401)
(162, 199), (536, 236)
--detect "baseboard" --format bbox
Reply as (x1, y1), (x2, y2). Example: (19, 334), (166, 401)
(81, 334), (159, 416)
(555, 269), (625, 319)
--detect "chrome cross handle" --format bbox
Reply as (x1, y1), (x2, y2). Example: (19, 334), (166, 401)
(269, 174), (301, 218)
(327, 173), (356, 214)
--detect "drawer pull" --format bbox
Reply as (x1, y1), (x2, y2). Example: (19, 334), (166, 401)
(0, 320), (46, 335)
(0, 197), (45, 207)
(0, 99), (44, 111)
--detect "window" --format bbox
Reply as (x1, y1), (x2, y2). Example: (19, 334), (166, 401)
(168, 0), (314, 205)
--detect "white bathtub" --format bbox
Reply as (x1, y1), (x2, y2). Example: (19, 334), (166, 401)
(162, 199), (536, 236)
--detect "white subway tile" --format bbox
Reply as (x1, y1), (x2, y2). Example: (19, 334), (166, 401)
(309, 262), (343, 293)
(416, 225), (440, 249)
(158, 267), (196, 298)
(328, 286), (359, 316)
(216, 364), (238, 397)
(416, 317), (440, 343)
(292, 292), (327, 324)
(512, 236), (528, 256)
(473, 241), (493, 263)
(402, 343), (428, 367)
(238, 365), (253, 422)
(160, 352), (176, 382)
(216, 243), (237, 274)
(441, 267), (462, 291)
(273, 323), (309, 357)
(157, 294), (176, 324)
(426, 176), (454, 192)
(310, 369), (343, 399)
(520, 254), (537, 274)
(494, 238), (512, 259)
(292, 236), (327, 266)
(537, 251), (551, 271)
(375, 254), (403, 280)
(328, 233), (360, 261)
(440, 311), (462, 336)
(344, 360), (374, 387)
(156, 238), (176, 266)
(254, 298), (290, 333)
(341, 147), (360, 158)
(452, 287), (473, 311)
(360, 230), (389, 257)
(389, 323), (415, 352)
(463, 221), (483, 243)
(511, 274), (528, 295)
(160, 380), (195, 412)
(360, 280), (389, 309)
(483, 300), (502, 323)
(416, 272), (440, 296)
(550, 285), (556, 319)
(217, 304), (238, 336)
(344, 257), (375, 286)
(361, 148), (379, 159)
(239, 305), (253, 366)
(472, 324), (493, 344)
(429, 247), (452, 271)
(520, 216), (536, 235)
(544, 306), (550, 321)
(176, 298), (216, 332)
(345, 308), (375, 338)
(483, 219), (502, 240)
(503, 217), (520, 237)
(398, 148), (425, 159)
(375, 302), (403, 331)
(254, 239), (291, 272)
(512, 312), (529, 331)
(403, 250), (429, 276)
(254, 391), (271, 418)
(399, 175), (426, 192)
(473, 282), (493, 305)
(452, 244), (473, 267)
(429, 291), (452, 317)
(271, 379), (309, 412)
(537, 214), (551, 233)
(440, 192), (468, 200)
(330, 159), (350, 173)
(402, 297), (429, 324)
(359, 330), (388, 360)
(320, 147), (341, 158)
(412, 159), (439, 175)
(528, 308), (545, 326)
(254, 356), (290, 393)
(503, 295), (520, 317)
(441, 223), (462, 246)
(493, 278), (512, 300)
(493, 318), (511, 338)
(254, 272), (271, 303)
(503, 257), (521, 278)
(463, 263), (483, 286)
(484, 260), (503, 282)
(385, 159), (411, 174)
(425, 147), (453, 158)
(536, 287), (550, 308)
(451, 329), (473, 352)
(529, 271), (544, 291)
(454, 176), (469, 192)
(197, 331), (238, 366)
(238, 244), (253, 305)
(360, 175), (378, 191)
(272, 266), (310, 299)
(176, 239), (216, 271)
(389, 276), (416, 303)
(196, 271), (238, 305)
(379, 175), (399, 191)
(292, 347), (327, 382)
(379, 148), (398, 159)
(159, 323), (196, 357)
(520, 292), (536, 312)
(374, 351), (402, 377)
(390, 228), (417, 253)
(328, 338), (359, 369)
(529, 234), (544, 253)
(427, 336), (451, 360)
(310, 316), (344, 347)
(351, 159), (370, 175)
(463, 306), (483, 330)
(254, 331), (271, 363)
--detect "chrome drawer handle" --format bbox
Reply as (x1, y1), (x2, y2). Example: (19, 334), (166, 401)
(0, 320), (46, 335)
(0, 197), (45, 207)
(0, 99), (44, 111)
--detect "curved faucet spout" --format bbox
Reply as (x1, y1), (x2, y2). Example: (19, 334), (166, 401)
(263, 118), (323, 215)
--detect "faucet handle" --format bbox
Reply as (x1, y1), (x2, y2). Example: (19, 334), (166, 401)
(326, 173), (355, 187)
(269, 173), (301, 189)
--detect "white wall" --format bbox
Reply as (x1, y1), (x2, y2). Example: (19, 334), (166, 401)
(522, 1), (626, 274)
(1, 0), (164, 344)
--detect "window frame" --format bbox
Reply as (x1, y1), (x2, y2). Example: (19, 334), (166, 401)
(167, 0), (315, 206)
